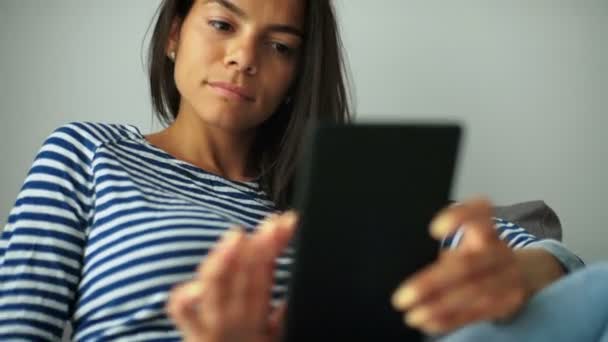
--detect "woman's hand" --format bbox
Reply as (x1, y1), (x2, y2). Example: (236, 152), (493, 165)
(166, 211), (298, 342)
(391, 198), (533, 334)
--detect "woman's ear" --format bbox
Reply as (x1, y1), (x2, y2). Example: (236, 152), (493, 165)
(166, 18), (182, 58)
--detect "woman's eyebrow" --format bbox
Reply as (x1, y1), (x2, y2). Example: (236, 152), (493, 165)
(204, 0), (246, 18)
(204, 0), (304, 38)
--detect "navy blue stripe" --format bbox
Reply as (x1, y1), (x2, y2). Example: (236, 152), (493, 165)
(2, 259), (80, 278)
(108, 323), (177, 341)
(77, 268), (193, 326)
(80, 248), (204, 298)
(11, 227), (84, 246)
(76, 299), (167, 334)
(68, 121), (109, 146)
(55, 124), (98, 152)
(0, 272), (76, 288)
(88, 211), (225, 246)
(28, 163), (91, 197)
(110, 143), (270, 213)
(0, 319), (63, 338)
(9, 211), (81, 230)
(83, 222), (223, 272)
(0, 304), (66, 322)
(0, 332), (59, 341)
(0, 288), (71, 304)
(15, 180), (91, 213)
(96, 183), (177, 203)
(2, 243), (82, 263)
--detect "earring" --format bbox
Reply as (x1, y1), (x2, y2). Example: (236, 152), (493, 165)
(169, 51), (176, 61)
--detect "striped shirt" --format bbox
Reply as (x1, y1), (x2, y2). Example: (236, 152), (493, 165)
(0, 122), (581, 341)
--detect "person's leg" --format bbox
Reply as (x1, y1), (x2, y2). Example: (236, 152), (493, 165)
(437, 263), (608, 342)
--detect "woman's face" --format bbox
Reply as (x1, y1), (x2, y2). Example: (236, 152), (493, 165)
(170, 0), (304, 133)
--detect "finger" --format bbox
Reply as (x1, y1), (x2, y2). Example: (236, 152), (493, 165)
(244, 220), (282, 328)
(457, 216), (499, 253)
(269, 211), (299, 258)
(392, 247), (510, 310)
(414, 283), (527, 335)
(200, 229), (245, 327)
(196, 226), (244, 279)
(430, 197), (493, 239)
(403, 261), (523, 331)
(166, 281), (206, 338)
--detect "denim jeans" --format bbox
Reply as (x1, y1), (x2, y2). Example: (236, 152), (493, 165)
(436, 263), (608, 342)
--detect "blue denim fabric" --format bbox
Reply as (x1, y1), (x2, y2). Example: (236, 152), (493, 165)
(525, 239), (585, 273)
(438, 263), (608, 342)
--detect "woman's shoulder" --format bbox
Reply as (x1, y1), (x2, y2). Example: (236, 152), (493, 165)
(45, 121), (145, 151)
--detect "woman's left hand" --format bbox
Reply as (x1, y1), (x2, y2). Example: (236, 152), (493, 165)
(391, 198), (532, 334)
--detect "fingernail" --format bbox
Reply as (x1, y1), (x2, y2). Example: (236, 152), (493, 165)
(185, 282), (203, 300)
(430, 216), (451, 239)
(282, 210), (298, 227)
(261, 216), (280, 232)
(393, 286), (418, 309)
(405, 307), (430, 327)
(223, 227), (242, 247)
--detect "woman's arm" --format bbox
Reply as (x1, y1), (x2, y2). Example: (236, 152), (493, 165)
(391, 198), (582, 335)
(0, 124), (93, 341)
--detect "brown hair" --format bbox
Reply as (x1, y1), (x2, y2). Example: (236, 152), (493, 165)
(147, 0), (352, 209)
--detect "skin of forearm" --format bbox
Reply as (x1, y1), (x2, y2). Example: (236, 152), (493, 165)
(515, 248), (566, 296)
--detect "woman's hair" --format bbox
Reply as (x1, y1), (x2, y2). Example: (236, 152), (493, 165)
(147, 0), (352, 209)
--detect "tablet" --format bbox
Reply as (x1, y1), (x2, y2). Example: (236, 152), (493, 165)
(282, 123), (462, 341)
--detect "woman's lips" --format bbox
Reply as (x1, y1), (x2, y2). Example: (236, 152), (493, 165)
(207, 81), (255, 102)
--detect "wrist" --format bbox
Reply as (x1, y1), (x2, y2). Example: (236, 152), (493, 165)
(515, 248), (565, 296)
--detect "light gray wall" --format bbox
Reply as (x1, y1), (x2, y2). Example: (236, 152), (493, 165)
(335, 0), (607, 262)
(1, 1), (607, 262)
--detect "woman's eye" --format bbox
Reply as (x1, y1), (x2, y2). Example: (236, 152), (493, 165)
(209, 20), (233, 32)
(270, 42), (293, 56)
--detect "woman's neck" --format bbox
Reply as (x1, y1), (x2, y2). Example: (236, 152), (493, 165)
(146, 110), (258, 182)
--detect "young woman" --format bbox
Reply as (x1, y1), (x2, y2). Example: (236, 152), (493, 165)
(0, 0), (585, 341)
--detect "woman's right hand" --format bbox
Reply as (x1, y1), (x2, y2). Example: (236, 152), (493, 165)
(166, 211), (298, 342)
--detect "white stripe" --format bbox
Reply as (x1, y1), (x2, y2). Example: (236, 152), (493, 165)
(0, 309), (65, 329)
(2, 219), (85, 240)
(45, 129), (95, 161)
(10, 203), (78, 223)
(0, 296), (68, 313)
(0, 280), (73, 297)
(83, 280), (171, 322)
(113, 330), (181, 342)
(116, 140), (262, 195)
(513, 237), (536, 249)
(84, 224), (223, 274)
(85, 214), (228, 257)
(0, 265), (79, 285)
(31, 153), (89, 186)
(450, 228), (465, 249)
(13, 188), (82, 215)
(509, 235), (536, 248)
(499, 227), (526, 240)
(80, 254), (204, 304)
(81, 239), (212, 290)
(106, 318), (179, 340)
(0, 324), (58, 340)
(8, 235), (82, 256)
(75, 273), (191, 330)
(3, 250), (81, 270)
(19, 173), (92, 207)
(108, 144), (270, 215)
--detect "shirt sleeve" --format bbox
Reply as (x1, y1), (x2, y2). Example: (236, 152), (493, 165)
(441, 217), (584, 273)
(0, 124), (94, 341)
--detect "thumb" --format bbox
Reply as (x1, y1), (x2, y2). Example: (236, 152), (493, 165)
(458, 217), (499, 252)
